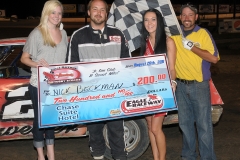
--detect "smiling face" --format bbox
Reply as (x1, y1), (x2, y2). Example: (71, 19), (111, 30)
(47, 6), (62, 28)
(88, 0), (107, 29)
(144, 11), (157, 36)
(180, 7), (198, 30)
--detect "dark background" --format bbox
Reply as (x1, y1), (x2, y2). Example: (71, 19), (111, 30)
(0, 0), (238, 19)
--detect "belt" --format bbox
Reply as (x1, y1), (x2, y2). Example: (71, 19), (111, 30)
(176, 78), (196, 84)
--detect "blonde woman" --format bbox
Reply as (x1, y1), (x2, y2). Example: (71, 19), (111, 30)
(20, 1), (68, 160)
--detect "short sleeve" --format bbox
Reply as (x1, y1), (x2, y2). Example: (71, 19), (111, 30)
(23, 28), (42, 60)
(61, 29), (68, 45)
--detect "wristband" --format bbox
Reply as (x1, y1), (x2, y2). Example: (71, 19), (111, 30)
(171, 80), (177, 86)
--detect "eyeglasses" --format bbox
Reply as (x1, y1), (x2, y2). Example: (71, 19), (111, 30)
(180, 3), (198, 14)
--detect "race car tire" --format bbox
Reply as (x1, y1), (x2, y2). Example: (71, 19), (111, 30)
(103, 117), (149, 160)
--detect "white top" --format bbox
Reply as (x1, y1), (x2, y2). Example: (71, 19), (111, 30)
(23, 28), (68, 87)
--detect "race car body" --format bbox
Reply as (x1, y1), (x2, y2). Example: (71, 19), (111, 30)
(0, 39), (87, 140)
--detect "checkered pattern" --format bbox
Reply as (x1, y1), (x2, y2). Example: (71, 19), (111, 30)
(107, 0), (181, 52)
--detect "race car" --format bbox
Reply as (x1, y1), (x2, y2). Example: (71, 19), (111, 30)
(0, 38), (223, 160)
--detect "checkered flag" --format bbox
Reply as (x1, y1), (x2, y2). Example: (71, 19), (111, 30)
(107, 0), (181, 52)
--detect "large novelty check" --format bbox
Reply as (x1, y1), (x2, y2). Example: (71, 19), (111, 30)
(38, 55), (177, 128)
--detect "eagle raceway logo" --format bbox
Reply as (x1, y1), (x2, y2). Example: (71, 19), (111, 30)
(121, 94), (164, 114)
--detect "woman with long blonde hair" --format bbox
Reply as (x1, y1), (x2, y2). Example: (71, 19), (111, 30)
(21, 1), (68, 160)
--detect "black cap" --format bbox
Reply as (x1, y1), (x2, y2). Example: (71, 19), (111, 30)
(180, 3), (198, 14)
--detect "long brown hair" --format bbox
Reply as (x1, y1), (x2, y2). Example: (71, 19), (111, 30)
(140, 9), (167, 55)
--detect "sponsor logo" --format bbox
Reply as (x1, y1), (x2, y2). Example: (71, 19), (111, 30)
(62, 4), (76, 13)
(121, 94), (164, 114)
(43, 67), (82, 84)
(109, 36), (121, 43)
(110, 109), (121, 115)
(233, 20), (240, 30)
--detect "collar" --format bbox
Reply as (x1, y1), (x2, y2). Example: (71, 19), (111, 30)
(90, 24), (105, 34)
(181, 24), (201, 37)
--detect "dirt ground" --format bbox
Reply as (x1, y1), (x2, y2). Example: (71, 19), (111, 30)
(0, 26), (240, 160)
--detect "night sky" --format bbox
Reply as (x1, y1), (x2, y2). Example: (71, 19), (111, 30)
(0, 0), (236, 19)
(0, 0), (115, 18)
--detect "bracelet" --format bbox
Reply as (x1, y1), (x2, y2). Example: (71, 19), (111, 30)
(171, 80), (177, 86)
